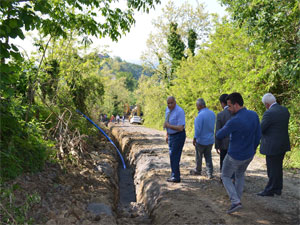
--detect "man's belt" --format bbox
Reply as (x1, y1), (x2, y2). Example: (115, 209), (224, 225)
(168, 129), (185, 136)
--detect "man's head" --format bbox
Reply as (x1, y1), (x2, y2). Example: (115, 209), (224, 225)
(226, 92), (244, 114)
(262, 93), (276, 109)
(196, 98), (206, 111)
(167, 96), (176, 111)
(219, 94), (228, 109)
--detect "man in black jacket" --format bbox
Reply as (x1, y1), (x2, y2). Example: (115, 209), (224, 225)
(215, 94), (232, 174)
(257, 93), (291, 197)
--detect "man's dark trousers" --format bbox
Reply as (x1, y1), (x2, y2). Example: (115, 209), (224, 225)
(265, 153), (285, 193)
(220, 149), (228, 171)
(168, 131), (186, 181)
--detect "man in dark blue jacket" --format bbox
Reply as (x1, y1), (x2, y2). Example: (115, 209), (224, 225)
(257, 93), (290, 197)
(216, 93), (261, 214)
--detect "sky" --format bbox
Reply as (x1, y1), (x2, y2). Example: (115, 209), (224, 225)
(92, 0), (228, 64)
(14, 0), (227, 65)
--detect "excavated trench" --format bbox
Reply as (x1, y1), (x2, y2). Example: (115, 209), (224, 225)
(110, 128), (152, 225)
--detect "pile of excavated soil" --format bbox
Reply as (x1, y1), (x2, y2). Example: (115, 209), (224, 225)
(2, 133), (143, 225)
(110, 122), (300, 225)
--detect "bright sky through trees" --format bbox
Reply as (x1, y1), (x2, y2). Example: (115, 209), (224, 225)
(14, 0), (227, 64)
(92, 0), (227, 64)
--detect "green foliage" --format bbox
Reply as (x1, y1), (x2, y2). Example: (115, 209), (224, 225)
(170, 22), (271, 137)
(0, 57), (55, 181)
(100, 56), (153, 80)
(135, 74), (167, 129)
(97, 55), (154, 116)
(0, 0), (160, 60)
(40, 59), (60, 100)
(167, 22), (185, 77)
(188, 29), (197, 56)
(141, 1), (210, 82)
(101, 77), (130, 116)
(220, 0), (300, 82)
(283, 88), (300, 169)
(0, 184), (41, 224)
(140, 18), (300, 169)
(116, 72), (137, 92)
(0, 99), (54, 181)
(0, 0), (161, 182)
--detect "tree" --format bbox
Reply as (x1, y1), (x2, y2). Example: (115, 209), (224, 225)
(0, 0), (160, 59)
(220, 0), (300, 82)
(141, 0), (210, 78)
(116, 71), (137, 92)
(101, 77), (130, 116)
(135, 74), (167, 129)
(167, 22), (185, 78)
(188, 29), (197, 56)
(0, 0), (161, 101)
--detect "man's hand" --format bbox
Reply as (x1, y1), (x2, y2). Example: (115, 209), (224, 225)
(163, 121), (170, 129)
(216, 149), (220, 154)
(193, 138), (196, 146)
(165, 135), (168, 144)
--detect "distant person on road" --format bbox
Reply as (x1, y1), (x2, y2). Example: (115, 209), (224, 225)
(116, 114), (120, 124)
(164, 96), (186, 183)
(257, 93), (290, 197)
(190, 98), (215, 179)
(215, 94), (232, 180)
(110, 115), (115, 123)
(122, 115), (125, 124)
(216, 92), (261, 214)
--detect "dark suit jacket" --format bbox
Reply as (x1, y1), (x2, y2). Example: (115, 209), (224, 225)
(260, 103), (291, 155)
(215, 107), (232, 150)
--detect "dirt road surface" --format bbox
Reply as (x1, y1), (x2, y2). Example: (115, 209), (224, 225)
(3, 121), (299, 225)
(111, 122), (300, 225)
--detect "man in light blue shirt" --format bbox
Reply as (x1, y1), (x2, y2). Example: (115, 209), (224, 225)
(190, 98), (215, 179)
(164, 96), (186, 183)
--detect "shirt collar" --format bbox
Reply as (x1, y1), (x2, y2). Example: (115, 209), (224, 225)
(236, 107), (246, 115)
(198, 107), (207, 114)
(269, 102), (277, 109)
(167, 104), (177, 113)
(224, 105), (229, 110)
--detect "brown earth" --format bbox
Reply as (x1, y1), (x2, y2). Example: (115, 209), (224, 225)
(2, 122), (299, 225)
(110, 122), (300, 225)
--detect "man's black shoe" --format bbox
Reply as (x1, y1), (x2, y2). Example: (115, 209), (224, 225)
(274, 190), (282, 196)
(167, 177), (180, 183)
(257, 191), (274, 197)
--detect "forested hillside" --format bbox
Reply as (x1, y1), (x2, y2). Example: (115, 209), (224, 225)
(99, 54), (153, 80)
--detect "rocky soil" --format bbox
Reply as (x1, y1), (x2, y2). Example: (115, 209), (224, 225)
(2, 121), (299, 225)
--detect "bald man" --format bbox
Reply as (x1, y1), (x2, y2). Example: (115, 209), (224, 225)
(164, 96), (186, 183)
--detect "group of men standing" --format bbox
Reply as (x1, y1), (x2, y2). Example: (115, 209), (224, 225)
(163, 92), (291, 214)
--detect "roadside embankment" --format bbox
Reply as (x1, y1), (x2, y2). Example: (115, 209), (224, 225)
(110, 122), (300, 225)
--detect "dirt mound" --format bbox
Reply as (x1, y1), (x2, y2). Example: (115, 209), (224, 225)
(2, 134), (119, 225)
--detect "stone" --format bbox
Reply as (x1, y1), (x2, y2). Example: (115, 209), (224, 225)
(86, 203), (113, 216)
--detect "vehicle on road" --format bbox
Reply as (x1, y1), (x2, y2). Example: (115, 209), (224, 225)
(130, 116), (142, 124)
